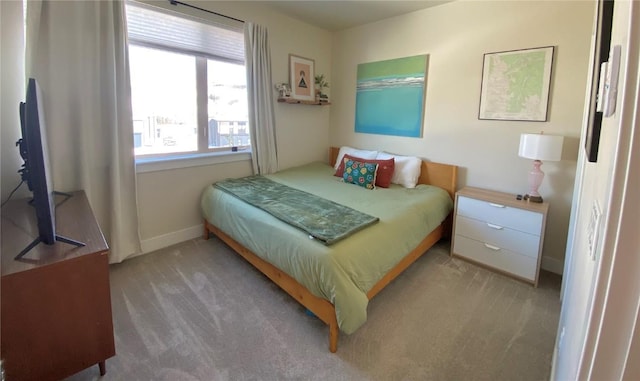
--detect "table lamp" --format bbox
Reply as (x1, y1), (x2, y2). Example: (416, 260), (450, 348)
(518, 133), (564, 203)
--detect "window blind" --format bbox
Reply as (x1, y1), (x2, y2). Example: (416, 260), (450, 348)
(125, 2), (244, 63)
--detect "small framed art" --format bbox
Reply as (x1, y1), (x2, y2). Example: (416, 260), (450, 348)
(289, 54), (315, 101)
(478, 46), (554, 122)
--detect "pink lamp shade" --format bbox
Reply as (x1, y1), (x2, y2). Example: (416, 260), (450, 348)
(518, 133), (564, 202)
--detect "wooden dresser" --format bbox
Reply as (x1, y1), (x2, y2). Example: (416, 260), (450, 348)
(1, 191), (115, 380)
(451, 187), (549, 287)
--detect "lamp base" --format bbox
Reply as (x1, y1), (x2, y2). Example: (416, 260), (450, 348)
(526, 194), (544, 203)
(526, 160), (545, 204)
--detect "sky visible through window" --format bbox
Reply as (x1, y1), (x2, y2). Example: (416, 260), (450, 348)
(129, 45), (248, 156)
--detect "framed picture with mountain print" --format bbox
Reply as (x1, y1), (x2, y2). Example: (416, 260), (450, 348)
(289, 54), (315, 101)
(478, 46), (554, 121)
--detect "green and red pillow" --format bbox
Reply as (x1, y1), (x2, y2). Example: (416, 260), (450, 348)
(335, 154), (395, 188)
(342, 158), (378, 190)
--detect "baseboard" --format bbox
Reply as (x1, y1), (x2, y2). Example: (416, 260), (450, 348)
(140, 224), (203, 255)
(541, 256), (564, 275)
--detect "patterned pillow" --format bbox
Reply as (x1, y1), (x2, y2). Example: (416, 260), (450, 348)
(342, 158), (378, 190)
(335, 153), (395, 188)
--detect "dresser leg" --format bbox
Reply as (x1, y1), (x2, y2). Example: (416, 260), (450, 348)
(99, 361), (106, 376)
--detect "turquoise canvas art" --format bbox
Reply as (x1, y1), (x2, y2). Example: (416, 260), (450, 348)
(355, 55), (428, 137)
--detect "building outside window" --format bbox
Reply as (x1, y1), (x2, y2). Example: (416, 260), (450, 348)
(126, 2), (248, 159)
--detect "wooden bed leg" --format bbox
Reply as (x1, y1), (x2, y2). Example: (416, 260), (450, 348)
(329, 323), (338, 353)
(203, 220), (210, 240)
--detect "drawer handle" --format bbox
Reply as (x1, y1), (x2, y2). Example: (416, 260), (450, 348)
(484, 243), (501, 251)
(487, 223), (503, 230)
(489, 203), (506, 208)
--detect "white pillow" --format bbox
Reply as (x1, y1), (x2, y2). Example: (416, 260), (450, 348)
(376, 152), (422, 188)
(333, 146), (378, 170)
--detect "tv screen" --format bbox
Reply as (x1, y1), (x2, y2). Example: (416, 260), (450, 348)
(16, 78), (84, 259)
(21, 78), (56, 245)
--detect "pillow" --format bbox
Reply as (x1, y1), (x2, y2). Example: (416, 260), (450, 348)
(333, 146), (378, 170)
(376, 152), (422, 188)
(335, 153), (395, 188)
(342, 158), (378, 190)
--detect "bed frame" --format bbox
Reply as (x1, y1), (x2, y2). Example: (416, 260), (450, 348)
(203, 147), (457, 352)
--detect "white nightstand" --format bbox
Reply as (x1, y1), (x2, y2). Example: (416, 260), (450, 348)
(451, 187), (549, 287)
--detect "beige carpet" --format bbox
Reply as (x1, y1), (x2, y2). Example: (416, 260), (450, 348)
(67, 237), (561, 381)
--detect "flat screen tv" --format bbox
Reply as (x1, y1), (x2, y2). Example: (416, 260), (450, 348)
(15, 78), (84, 259)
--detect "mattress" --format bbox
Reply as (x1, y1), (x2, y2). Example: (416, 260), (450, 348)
(201, 161), (453, 334)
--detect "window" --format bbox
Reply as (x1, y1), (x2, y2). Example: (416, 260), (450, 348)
(126, 2), (248, 158)
(207, 59), (249, 149)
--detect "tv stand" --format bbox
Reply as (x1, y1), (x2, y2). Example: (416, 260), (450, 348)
(15, 191), (86, 259)
(15, 234), (86, 260)
(1, 190), (115, 380)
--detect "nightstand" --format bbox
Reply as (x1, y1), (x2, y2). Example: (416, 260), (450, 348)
(451, 187), (549, 286)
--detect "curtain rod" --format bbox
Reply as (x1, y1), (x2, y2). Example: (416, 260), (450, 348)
(168, 0), (245, 23)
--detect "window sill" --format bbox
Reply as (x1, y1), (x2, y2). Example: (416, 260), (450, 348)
(135, 151), (251, 173)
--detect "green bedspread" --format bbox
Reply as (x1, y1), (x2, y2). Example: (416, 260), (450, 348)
(201, 162), (453, 334)
(214, 176), (379, 245)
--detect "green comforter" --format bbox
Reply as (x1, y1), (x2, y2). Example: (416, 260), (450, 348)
(201, 162), (452, 334)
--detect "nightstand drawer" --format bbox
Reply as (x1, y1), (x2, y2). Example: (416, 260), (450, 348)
(453, 235), (537, 281)
(457, 196), (543, 235)
(454, 215), (540, 258)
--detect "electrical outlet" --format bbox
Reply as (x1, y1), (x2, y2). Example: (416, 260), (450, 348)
(587, 201), (601, 261)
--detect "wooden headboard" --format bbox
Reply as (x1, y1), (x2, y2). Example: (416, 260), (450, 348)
(329, 147), (458, 200)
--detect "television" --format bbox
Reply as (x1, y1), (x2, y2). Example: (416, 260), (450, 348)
(15, 78), (84, 259)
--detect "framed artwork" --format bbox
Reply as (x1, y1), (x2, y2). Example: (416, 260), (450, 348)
(289, 54), (315, 101)
(585, 0), (614, 162)
(478, 46), (555, 121)
(355, 55), (428, 137)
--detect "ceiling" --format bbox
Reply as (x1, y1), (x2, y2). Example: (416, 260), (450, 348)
(266, 1), (453, 31)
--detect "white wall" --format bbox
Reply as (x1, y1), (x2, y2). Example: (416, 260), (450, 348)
(1, 0), (29, 201)
(330, 1), (594, 272)
(553, 1), (640, 379)
(128, 1), (333, 247)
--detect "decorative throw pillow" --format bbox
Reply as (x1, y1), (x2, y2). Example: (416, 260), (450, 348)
(335, 153), (395, 188)
(376, 152), (422, 188)
(342, 158), (378, 190)
(333, 146), (378, 171)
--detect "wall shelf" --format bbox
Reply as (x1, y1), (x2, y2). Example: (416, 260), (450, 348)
(277, 97), (330, 106)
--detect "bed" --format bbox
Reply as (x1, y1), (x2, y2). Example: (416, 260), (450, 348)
(201, 147), (457, 352)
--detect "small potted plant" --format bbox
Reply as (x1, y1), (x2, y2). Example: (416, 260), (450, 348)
(314, 74), (330, 103)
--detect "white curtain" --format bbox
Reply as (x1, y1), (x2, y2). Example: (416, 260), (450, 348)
(244, 22), (278, 175)
(25, 0), (141, 263)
